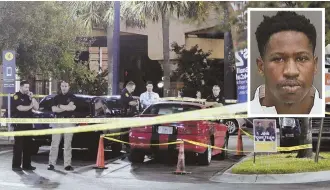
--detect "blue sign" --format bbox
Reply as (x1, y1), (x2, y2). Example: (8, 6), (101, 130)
(2, 50), (16, 94)
(235, 48), (248, 103)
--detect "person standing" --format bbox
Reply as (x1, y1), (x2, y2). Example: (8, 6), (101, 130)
(11, 80), (39, 171)
(48, 80), (76, 171)
(140, 81), (160, 109)
(196, 91), (202, 99)
(206, 85), (226, 106)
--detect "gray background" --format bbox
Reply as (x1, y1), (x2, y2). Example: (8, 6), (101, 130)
(249, 10), (323, 100)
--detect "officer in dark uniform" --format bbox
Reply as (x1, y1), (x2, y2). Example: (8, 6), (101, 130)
(11, 80), (39, 171)
(206, 85), (226, 106)
(120, 81), (138, 152)
(120, 81), (138, 117)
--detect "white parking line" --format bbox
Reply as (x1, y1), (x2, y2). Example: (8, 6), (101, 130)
(0, 181), (28, 187)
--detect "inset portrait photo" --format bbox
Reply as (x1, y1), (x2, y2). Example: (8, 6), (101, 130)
(248, 8), (325, 117)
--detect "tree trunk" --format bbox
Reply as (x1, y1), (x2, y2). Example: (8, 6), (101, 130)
(161, 12), (171, 97)
(296, 117), (313, 158)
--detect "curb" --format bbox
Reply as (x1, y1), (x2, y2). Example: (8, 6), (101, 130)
(210, 154), (330, 184)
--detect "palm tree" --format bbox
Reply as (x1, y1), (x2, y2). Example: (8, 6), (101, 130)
(121, 1), (191, 97)
(69, 1), (145, 95)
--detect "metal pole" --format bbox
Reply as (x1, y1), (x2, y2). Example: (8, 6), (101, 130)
(112, 1), (120, 95)
(315, 117), (324, 163)
(7, 93), (11, 142)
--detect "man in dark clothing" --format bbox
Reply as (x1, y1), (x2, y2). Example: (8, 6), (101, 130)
(120, 81), (138, 117)
(265, 122), (276, 141)
(206, 85), (226, 106)
(254, 121), (265, 141)
(120, 81), (138, 152)
(12, 80), (39, 171)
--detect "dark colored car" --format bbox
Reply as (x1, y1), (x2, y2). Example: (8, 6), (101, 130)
(311, 116), (330, 149)
(24, 94), (125, 157)
(100, 95), (141, 116)
(279, 118), (301, 148)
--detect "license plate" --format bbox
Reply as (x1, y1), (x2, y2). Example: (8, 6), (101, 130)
(285, 134), (294, 137)
(158, 126), (173, 134)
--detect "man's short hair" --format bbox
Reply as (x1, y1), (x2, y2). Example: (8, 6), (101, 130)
(213, 85), (220, 89)
(126, 81), (135, 87)
(146, 81), (153, 86)
(60, 80), (69, 85)
(255, 11), (317, 57)
(20, 80), (29, 86)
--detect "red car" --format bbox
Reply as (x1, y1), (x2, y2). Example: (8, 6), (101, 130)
(128, 100), (229, 165)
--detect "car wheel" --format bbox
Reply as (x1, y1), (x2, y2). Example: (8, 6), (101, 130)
(215, 134), (229, 160)
(225, 120), (238, 135)
(111, 142), (122, 155)
(128, 149), (145, 164)
(198, 141), (212, 166)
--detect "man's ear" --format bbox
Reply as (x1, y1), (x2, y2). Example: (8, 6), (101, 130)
(256, 57), (265, 76)
(313, 56), (318, 75)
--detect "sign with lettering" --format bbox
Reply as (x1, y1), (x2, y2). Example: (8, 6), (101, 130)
(235, 48), (248, 103)
(253, 119), (277, 153)
(2, 50), (16, 94)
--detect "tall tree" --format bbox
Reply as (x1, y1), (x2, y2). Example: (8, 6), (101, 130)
(0, 1), (92, 92)
(121, 1), (192, 97)
(69, 1), (145, 95)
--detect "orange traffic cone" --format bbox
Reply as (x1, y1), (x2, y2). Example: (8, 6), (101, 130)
(173, 141), (191, 175)
(235, 128), (245, 157)
(93, 135), (108, 169)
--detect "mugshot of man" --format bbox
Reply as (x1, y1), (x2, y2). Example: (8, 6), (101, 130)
(250, 11), (323, 115)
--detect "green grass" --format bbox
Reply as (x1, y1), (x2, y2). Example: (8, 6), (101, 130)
(231, 153), (330, 174)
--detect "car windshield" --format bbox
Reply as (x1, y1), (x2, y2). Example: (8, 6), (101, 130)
(39, 96), (54, 112)
(142, 103), (201, 115)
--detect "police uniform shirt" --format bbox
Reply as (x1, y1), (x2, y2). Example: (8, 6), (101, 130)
(11, 91), (33, 118)
(53, 93), (76, 118)
(206, 94), (225, 105)
(140, 91), (159, 108)
(120, 88), (134, 110)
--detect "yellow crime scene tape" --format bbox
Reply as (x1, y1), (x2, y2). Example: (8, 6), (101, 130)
(238, 127), (312, 152)
(104, 137), (181, 146)
(0, 93), (47, 98)
(0, 102), (248, 136)
(104, 131), (129, 137)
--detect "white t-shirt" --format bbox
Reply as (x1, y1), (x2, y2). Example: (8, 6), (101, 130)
(250, 85), (323, 115)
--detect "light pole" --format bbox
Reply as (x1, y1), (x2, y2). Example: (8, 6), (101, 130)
(108, 1), (120, 95)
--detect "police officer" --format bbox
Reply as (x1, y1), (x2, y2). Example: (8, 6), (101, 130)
(140, 81), (159, 109)
(12, 80), (39, 171)
(120, 81), (138, 117)
(120, 81), (138, 152)
(206, 85), (226, 106)
(48, 80), (76, 171)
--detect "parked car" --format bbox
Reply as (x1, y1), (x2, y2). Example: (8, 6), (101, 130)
(21, 94), (125, 157)
(311, 116), (330, 149)
(128, 100), (229, 166)
(278, 117), (301, 148)
(100, 95), (141, 116)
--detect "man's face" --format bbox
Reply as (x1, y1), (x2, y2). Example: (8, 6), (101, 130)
(60, 82), (70, 94)
(127, 85), (136, 93)
(196, 91), (201, 98)
(257, 31), (318, 104)
(212, 86), (220, 97)
(20, 84), (29, 94)
(146, 84), (153, 92)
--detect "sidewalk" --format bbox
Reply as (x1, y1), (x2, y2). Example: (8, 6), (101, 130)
(0, 136), (13, 146)
(210, 154), (330, 184)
